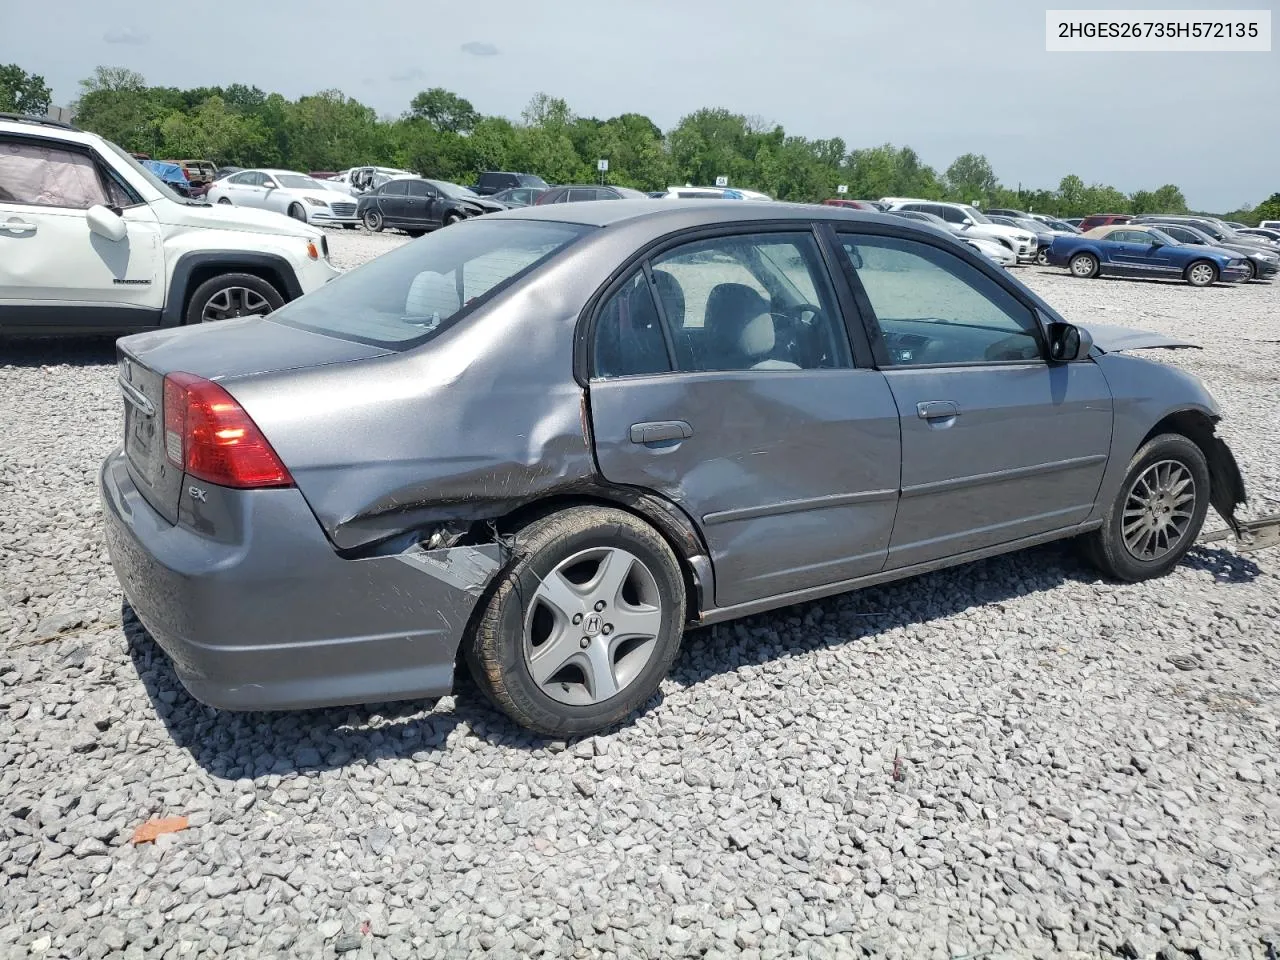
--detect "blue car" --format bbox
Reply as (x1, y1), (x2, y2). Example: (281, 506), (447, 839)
(1046, 225), (1251, 287)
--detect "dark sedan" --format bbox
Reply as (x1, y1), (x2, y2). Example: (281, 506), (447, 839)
(357, 177), (505, 235)
(535, 184), (650, 204)
(1151, 223), (1279, 281)
(1047, 225), (1250, 286)
(101, 202), (1249, 737)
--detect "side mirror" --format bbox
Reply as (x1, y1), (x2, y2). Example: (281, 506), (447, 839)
(262, 181), (276, 190)
(1150, 241), (1164, 249)
(86, 204), (127, 242)
(1046, 320), (1093, 363)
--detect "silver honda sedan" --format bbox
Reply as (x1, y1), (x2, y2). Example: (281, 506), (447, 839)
(101, 202), (1247, 737)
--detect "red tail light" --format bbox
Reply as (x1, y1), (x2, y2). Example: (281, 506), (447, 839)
(162, 372), (293, 488)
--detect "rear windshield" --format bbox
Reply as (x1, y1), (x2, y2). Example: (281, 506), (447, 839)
(268, 219), (592, 349)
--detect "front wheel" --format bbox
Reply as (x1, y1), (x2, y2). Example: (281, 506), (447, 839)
(1069, 252), (1099, 278)
(1185, 260), (1217, 287)
(443, 212), (463, 227)
(216, 197), (232, 205)
(1079, 433), (1211, 582)
(185, 272), (285, 324)
(466, 506), (686, 737)
(1036, 247), (1050, 266)
(287, 203), (308, 222)
(363, 210), (383, 232)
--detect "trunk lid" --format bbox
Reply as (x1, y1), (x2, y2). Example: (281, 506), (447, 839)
(117, 318), (392, 522)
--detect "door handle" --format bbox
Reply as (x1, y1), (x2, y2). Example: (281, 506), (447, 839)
(917, 401), (959, 420)
(630, 421), (693, 444)
(1, 218), (37, 235)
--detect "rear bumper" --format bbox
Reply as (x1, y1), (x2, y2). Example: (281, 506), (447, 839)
(99, 449), (493, 711)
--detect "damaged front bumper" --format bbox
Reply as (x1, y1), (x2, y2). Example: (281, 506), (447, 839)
(100, 449), (498, 711)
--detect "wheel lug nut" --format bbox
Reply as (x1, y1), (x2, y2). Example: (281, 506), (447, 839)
(580, 637), (590, 648)
(572, 613), (583, 625)
(602, 624), (614, 636)
(594, 600), (606, 612)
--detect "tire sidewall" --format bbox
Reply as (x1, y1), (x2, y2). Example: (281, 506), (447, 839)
(185, 273), (285, 325)
(288, 203), (308, 222)
(1101, 434), (1211, 582)
(478, 514), (685, 736)
(364, 210), (382, 231)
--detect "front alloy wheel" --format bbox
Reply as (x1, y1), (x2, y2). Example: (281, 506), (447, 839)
(1185, 261), (1217, 287)
(1079, 433), (1210, 582)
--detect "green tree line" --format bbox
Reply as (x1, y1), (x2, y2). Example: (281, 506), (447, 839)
(2, 62), (1275, 224)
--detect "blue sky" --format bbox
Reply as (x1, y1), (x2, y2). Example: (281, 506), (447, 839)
(3, 0), (1275, 210)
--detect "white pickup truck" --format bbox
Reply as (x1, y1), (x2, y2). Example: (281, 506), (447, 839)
(0, 113), (340, 336)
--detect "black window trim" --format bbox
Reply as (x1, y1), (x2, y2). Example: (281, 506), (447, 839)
(826, 223), (1051, 370)
(0, 131), (143, 211)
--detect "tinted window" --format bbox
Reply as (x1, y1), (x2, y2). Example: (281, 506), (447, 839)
(936, 205), (968, 224)
(839, 234), (1040, 366)
(593, 272), (671, 378)
(649, 232), (851, 373)
(518, 175), (548, 188)
(406, 180), (431, 197)
(0, 138), (109, 208)
(269, 219), (590, 349)
(381, 180), (409, 197)
(568, 188), (597, 202)
(228, 171), (253, 184)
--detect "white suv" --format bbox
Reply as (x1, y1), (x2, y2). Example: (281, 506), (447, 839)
(882, 199), (1039, 262)
(0, 115), (340, 335)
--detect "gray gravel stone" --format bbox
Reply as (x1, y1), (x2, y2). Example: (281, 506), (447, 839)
(2, 243), (1278, 958)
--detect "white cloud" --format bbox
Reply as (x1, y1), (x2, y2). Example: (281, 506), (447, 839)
(460, 41), (499, 56)
(103, 27), (149, 45)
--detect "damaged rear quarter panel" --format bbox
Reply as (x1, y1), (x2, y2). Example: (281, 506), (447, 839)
(222, 247), (615, 552)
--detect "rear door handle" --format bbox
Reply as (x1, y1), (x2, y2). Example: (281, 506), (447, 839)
(1, 218), (37, 235)
(917, 401), (959, 420)
(630, 420), (693, 444)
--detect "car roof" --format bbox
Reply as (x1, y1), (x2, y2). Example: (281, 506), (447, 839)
(483, 198), (916, 230)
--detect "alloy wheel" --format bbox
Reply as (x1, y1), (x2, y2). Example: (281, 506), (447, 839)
(1070, 255), (1096, 277)
(1121, 459), (1196, 561)
(202, 286), (272, 322)
(524, 547), (664, 706)
(1189, 263), (1215, 286)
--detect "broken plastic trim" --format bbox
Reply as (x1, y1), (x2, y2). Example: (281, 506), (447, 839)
(395, 542), (504, 597)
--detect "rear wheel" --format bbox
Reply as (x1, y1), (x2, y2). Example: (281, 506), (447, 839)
(1079, 433), (1210, 582)
(1185, 260), (1217, 287)
(185, 273), (285, 325)
(406, 229), (426, 238)
(216, 197), (232, 205)
(466, 506), (686, 737)
(1069, 253), (1099, 278)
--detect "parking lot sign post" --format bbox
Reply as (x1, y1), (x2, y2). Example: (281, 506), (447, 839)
(836, 184), (848, 195)
(715, 176), (728, 188)
(597, 158), (608, 184)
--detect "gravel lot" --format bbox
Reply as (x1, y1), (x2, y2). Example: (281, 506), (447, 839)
(2, 228), (1278, 960)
